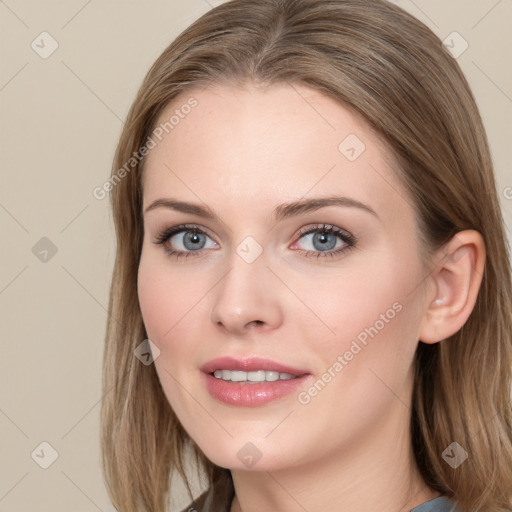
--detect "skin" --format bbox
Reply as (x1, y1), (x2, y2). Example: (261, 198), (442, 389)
(137, 82), (485, 512)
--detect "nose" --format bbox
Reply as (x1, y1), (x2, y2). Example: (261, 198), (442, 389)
(210, 251), (284, 336)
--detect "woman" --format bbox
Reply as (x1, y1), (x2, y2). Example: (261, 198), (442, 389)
(100, 1), (512, 511)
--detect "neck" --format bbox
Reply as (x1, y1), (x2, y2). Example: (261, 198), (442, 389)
(229, 386), (438, 512)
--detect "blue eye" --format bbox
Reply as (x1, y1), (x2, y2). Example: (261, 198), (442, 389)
(293, 224), (356, 259)
(154, 224), (217, 259)
(153, 223), (356, 260)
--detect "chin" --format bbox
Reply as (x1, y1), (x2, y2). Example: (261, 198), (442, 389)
(191, 433), (303, 473)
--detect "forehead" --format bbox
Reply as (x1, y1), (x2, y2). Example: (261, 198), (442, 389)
(141, 82), (408, 222)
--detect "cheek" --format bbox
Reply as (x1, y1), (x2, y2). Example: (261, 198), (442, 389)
(287, 261), (423, 450)
(137, 255), (203, 414)
(137, 260), (172, 341)
(137, 253), (203, 342)
(303, 250), (423, 378)
(136, 251), (216, 396)
(303, 251), (417, 327)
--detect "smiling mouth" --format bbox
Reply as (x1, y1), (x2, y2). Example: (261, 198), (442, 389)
(201, 357), (312, 406)
(211, 369), (303, 382)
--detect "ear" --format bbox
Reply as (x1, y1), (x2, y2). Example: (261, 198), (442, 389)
(419, 230), (486, 344)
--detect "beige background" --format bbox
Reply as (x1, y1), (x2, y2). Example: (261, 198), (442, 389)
(1, 1), (511, 511)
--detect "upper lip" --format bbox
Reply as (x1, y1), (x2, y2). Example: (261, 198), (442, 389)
(200, 356), (309, 377)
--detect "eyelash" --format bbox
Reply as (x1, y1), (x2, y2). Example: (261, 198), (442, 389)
(153, 223), (357, 260)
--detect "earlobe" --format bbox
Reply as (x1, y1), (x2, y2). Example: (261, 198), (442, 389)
(419, 230), (486, 344)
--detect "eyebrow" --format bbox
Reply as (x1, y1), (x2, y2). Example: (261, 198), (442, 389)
(144, 196), (379, 222)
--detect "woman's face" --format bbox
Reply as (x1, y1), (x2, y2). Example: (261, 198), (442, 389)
(138, 82), (431, 471)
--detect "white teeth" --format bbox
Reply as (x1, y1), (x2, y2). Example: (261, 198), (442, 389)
(213, 369), (297, 382)
(248, 370), (266, 382)
(230, 371), (247, 382)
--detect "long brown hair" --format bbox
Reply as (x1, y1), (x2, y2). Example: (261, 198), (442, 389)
(100, 1), (512, 510)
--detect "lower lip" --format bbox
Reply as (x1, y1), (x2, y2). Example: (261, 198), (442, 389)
(202, 372), (311, 407)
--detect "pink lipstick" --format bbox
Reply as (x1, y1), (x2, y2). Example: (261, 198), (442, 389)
(200, 356), (312, 407)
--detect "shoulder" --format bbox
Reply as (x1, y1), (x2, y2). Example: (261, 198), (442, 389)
(410, 496), (462, 512)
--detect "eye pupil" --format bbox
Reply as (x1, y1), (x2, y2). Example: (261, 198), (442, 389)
(313, 232), (336, 251)
(183, 231), (205, 250)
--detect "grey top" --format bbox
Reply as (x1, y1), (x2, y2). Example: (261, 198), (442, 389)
(410, 496), (460, 512)
(181, 492), (460, 512)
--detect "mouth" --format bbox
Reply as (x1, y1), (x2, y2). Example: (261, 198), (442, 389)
(200, 356), (312, 407)
(210, 369), (303, 382)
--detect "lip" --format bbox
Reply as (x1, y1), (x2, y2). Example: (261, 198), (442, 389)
(200, 356), (312, 407)
(200, 356), (309, 376)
